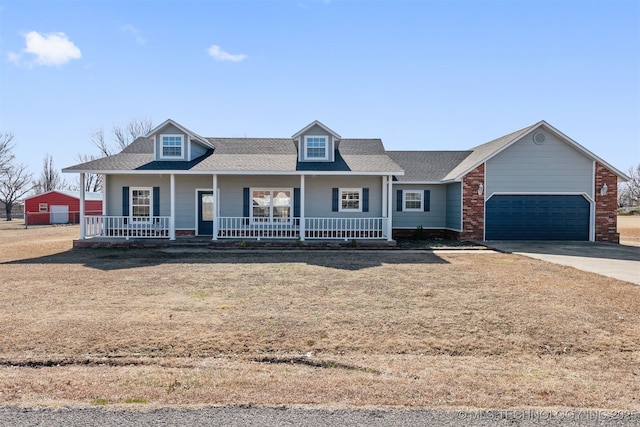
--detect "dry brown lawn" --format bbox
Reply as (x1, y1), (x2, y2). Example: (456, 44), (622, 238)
(0, 220), (638, 410)
(619, 215), (640, 246)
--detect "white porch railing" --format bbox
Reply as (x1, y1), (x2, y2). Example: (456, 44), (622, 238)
(218, 217), (300, 239)
(83, 216), (387, 240)
(85, 216), (170, 239)
(305, 217), (387, 240)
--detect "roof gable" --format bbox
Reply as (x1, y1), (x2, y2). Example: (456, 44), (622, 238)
(443, 121), (629, 181)
(291, 120), (341, 140)
(146, 119), (213, 149)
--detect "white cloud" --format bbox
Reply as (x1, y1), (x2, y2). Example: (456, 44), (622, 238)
(121, 24), (146, 45)
(15, 31), (82, 66)
(207, 45), (247, 62)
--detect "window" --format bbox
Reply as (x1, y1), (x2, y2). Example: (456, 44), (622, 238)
(340, 188), (362, 212)
(201, 193), (214, 221)
(403, 190), (423, 211)
(39, 203), (48, 212)
(160, 135), (183, 158)
(305, 135), (328, 160)
(252, 189), (292, 222)
(131, 188), (152, 221)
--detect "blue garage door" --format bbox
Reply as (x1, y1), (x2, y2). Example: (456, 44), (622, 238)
(486, 195), (589, 240)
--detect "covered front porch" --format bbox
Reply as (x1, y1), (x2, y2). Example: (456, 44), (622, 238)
(77, 173), (395, 242)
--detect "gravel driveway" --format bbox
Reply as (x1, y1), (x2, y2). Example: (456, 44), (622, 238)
(1, 407), (638, 427)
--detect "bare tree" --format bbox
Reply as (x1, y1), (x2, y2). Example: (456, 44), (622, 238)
(0, 163), (33, 221)
(92, 117), (153, 156)
(113, 117), (153, 151)
(0, 132), (15, 175)
(33, 153), (65, 194)
(84, 117), (153, 193)
(74, 153), (103, 193)
(618, 164), (640, 207)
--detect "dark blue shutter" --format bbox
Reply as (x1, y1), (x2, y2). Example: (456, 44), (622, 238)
(396, 189), (403, 211)
(153, 187), (160, 217)
(362, 188), (369, 212)
(122, 187), (130, 216)
(424, 190), (431, 212)
(293, 188), (301, 217)
(243, 188), (250, 217)
(332, 188), (339, 212)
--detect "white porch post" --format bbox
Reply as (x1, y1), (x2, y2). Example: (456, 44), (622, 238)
(381, 176), (387, 218)
(299, 174), (305, 241)
(79, 173), (86, 240)
(169, 174), (176, 240)
(102, 174), (107, 215)
(386, 175), (393, 241)
(212, 174), (218, 240)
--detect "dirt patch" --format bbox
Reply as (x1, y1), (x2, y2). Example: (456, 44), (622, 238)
(0, 221), (638, 409)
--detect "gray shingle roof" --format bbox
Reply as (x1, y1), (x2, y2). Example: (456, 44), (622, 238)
(63, 153), (154, 171)
(387, 151), (472, 182)
(69, 120), (619, 181)
(207, 138), (297, 155)
(121, 137), (154, 153)
(63, 136), (403, 174)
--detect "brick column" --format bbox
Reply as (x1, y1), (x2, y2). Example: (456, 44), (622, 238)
(460, 163), (485, 241)
(594, 162), (619, 243)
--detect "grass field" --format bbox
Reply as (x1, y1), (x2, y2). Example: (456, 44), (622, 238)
(0, 219), (638, 410)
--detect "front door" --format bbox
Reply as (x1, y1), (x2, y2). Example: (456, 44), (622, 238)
(197, 191), (214, 235)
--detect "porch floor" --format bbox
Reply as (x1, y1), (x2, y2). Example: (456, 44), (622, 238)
(72, 236), (398, 249)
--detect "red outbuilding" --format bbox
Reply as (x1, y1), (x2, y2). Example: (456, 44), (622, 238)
(24, 190), (103, 225)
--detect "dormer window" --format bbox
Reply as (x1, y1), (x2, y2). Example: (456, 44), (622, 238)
(305, 135), (328, 160)
(161, 135), (184, 159)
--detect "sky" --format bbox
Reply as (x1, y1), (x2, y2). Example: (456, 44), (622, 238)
(0, 0), (638, 183)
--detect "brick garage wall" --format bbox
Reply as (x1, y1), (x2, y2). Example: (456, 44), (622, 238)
(460, 163), (485, 241)
(594, 162), (619, 243)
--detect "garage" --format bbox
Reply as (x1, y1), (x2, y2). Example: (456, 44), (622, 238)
(485, 194), (590, 240)
(49, 205), (69, 224)
(24, 190), (103, 225)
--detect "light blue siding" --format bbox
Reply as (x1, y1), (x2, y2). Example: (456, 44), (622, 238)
(304, 176), (382, 217)
(174, 175), (213, 229)
(486, 130), (593, 196)
(218, 176), (301, 217)
(445, 182), (462, 231)
(106, 174), (170, 216)
(190, 142), (207, 160)
(392, 185), (446, 228)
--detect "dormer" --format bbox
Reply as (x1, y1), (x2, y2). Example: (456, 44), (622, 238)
(146, 119), (214, 162)
(292, 120), (341, 163)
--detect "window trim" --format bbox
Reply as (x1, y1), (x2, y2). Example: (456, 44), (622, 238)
(130, 187), (153, 222)
(403, 190), (423, 212)
(304, 135), (329, 161)
(339, 188), (362, 212)
(39, 203), (48, 212)
(250, 187), (294, 224)
(160, 134), (184, 159)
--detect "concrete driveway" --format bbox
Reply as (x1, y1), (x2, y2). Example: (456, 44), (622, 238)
(486, 241), (640, 285)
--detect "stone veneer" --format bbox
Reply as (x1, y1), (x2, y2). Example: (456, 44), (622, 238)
(594, 162), (619, 243)
(460, 163), (485, 241)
